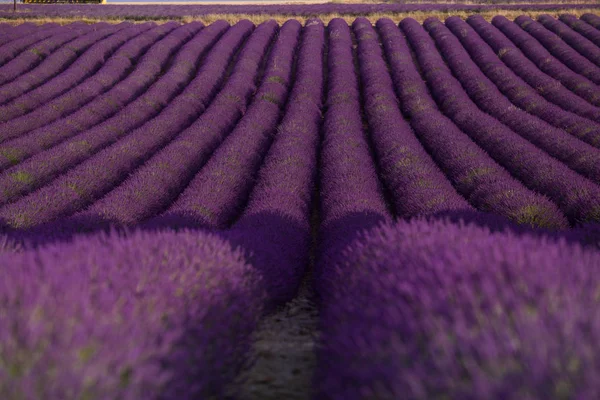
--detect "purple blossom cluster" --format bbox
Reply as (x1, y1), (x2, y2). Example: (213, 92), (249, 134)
(315, 215), (600, 400)
(315, 18), (391, 299)
(0, 23), (68, 65)
(582, 13), (600, 29)
(1, 15), (600, 398)
(0, 228), (265, 399)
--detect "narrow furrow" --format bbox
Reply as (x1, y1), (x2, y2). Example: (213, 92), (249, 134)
(0, 22), (225, 207)
(0, 23), (97, 87)
(226, 19), (325, 307)
(538, 15), (600, 67)
(0, 22), (211, 173)
(490, 15), (600, 107)
(378, 19), (568, 229)
(0, 23), (165, 139)
(81, 20), (297, 228)
(466, 16), (600, 122)
(0, 21), (254, 230)
(0, 23), (68, 66)
(401, 17), (600, 225)
(450, 17), (600, 147)
(559, 14), (600, 47)
(353, 18), (472, 218)
(0, 23), (127, 105)
(425, 18), (600, 184)
(515, 16), (600, 84)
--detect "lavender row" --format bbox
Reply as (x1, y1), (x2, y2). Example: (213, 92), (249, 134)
(354, 18), (472, 218)
(489, 15), (600, 108)
(0, 228), (265, 399)
(0, 21), (203, 171)
(581, 13), (600, 29)
(0, 23), (167, 139)
(0, 23), (125, 105)
(424, 18), (600, 185)
(1, 2), (598, 19)
(538, 14), (600, 68)
(79, 20), (280, 228)
(458, 16), (600, 147)
(402, 17), (600, 225)
(0, 22), (154, 124)
(315, 18), (392, 300)
(379, 18), (568, 229)
(468, 15), (600, 123)
(107, 20), (298, 228)
(515, 15), (600, 85)
(559, 14), (600, 48)
(0, 22), (225, 207)
(0, 22), (46, 47)
(0, 21), (253, 230)
(315, 215), (600, 399)
(0, 23), (68, 66)
(0, 24), (97, 87)
(319, 18), (390, 230)
(225, 19), (325, 307)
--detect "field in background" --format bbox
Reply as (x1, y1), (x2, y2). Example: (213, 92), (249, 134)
(1, 2), (600, 24)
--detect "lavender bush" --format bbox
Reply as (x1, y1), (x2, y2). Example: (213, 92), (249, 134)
(315, 214), (600, 400)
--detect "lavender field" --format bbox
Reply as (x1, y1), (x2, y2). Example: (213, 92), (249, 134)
(0, 12), (600, 399)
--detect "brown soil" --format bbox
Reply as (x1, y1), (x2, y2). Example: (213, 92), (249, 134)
(227, 276), (319, 400)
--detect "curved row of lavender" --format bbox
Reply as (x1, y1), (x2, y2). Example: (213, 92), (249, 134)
(0, 18), (325, 398)
(0, 229), (266, 399)
(314, 15), (600, 399)
(0, 14), (600, 399)
(316, 215), (600, 399)
(0, 3), (599, 20)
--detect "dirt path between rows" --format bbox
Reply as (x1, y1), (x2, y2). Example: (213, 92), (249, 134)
(228, 272), (320, 400)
